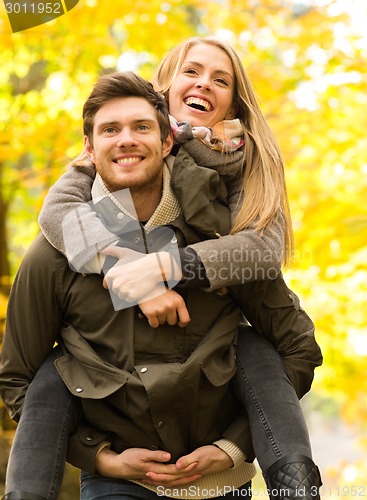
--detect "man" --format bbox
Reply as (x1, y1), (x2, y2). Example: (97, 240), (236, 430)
(0, 72), (255, 500)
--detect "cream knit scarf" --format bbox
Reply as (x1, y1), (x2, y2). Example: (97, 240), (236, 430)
(94, 161), (181, 229)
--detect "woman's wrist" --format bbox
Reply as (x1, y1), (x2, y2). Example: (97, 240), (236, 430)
(177, 247), (210, 288)
(157, 251), (183, 283)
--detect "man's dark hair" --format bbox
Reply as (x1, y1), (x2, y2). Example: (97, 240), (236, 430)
(83, 71), (171, 144)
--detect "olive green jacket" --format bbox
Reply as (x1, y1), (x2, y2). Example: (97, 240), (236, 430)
(1, 150), (255, 472)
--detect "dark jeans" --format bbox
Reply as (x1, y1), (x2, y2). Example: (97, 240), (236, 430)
(233, 330), (311, 471)
(80, 474), (252, 499)
(4, 347), (82, 499)
(5, 333), (311, 498)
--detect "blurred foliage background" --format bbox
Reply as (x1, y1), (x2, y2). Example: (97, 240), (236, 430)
(0, 0), (366, 497)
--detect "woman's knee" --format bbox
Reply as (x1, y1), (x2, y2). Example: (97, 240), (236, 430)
(237, 326), (280, 362)
(24, 348), (72, 410)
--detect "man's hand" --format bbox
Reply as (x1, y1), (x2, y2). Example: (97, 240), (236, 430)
(95, 447), (171, 479)
(95, 447), (200, 485)
(139, 290), (191, 328)
(143, 445), (233, 486)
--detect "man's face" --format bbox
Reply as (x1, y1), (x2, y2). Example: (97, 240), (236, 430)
(85, 97), (173, 194)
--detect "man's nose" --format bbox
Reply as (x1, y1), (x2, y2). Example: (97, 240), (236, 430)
(116, 128), (137, 147)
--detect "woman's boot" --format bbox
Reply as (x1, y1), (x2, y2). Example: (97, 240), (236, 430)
(263, 454), (322, 500)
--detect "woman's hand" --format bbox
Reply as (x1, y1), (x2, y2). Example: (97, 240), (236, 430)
(139, 290), (191, 328)
(102, 247), (182, 304)
(102, 247), (158, 302)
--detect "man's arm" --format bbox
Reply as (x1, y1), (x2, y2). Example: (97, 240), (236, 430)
(0, 234), (66, 421)
(95, 445), (235, 486)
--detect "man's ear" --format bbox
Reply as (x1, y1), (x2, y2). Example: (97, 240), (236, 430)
(162, 133), (174, 159)
(84, 136), (95, 162)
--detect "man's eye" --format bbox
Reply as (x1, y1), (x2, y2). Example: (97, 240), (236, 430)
(104, 127), (116, 133)
(137, 125), (149, 131)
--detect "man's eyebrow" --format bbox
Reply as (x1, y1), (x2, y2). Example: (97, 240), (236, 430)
(97, 118), (156, 129)
(132, 118), (156, 125)
(97, 121), (119, 130)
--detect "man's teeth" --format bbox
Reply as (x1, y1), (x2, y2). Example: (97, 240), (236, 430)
(184, 97), (211, 111)
(116, 157), (140, 165)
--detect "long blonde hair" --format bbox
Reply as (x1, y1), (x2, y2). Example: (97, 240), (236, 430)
(152, 36), (293, 265)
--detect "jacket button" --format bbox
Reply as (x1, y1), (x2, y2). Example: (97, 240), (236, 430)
(140, 367), (148, 373)
(117, 212), (125, 220)
(150, 445), (158, 450)
(75, 387), (84, 393)
(86, 435), (94, 441)
(158, 421), (164, 428)
(134, 237), (141, 243)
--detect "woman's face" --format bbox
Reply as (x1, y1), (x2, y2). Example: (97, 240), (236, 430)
(168, 43), (236, 128)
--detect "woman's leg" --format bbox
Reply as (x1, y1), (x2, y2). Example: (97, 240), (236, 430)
(4, 346), (82, 500)
(233, 328), (322, 499)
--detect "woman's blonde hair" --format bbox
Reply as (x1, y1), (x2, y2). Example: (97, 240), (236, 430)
(152, 36), (293, 265)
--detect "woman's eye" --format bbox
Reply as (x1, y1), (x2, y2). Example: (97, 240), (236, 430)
(215, 78), (229, 87)
(184, 68), (198, 75)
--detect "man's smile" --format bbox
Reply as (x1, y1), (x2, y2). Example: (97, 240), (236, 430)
(113, 156), (142, 166)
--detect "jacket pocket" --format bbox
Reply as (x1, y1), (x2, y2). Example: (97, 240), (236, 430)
(55, 353), (129, 399)
(263, 277), (300, 310)
(262, 278), (315, 337)
(200, 344), (237, 387)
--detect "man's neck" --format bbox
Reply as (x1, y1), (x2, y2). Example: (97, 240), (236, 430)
(130, 187), (163, 222)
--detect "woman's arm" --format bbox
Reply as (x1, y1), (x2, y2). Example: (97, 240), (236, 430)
(39, 161), (118, 272)
(175, 141), (284, 291)
(101, 144), (284, 303)
(186, 217), (284, 291)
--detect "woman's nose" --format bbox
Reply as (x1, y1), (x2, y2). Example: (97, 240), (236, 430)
(195, 77), (211, 91)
